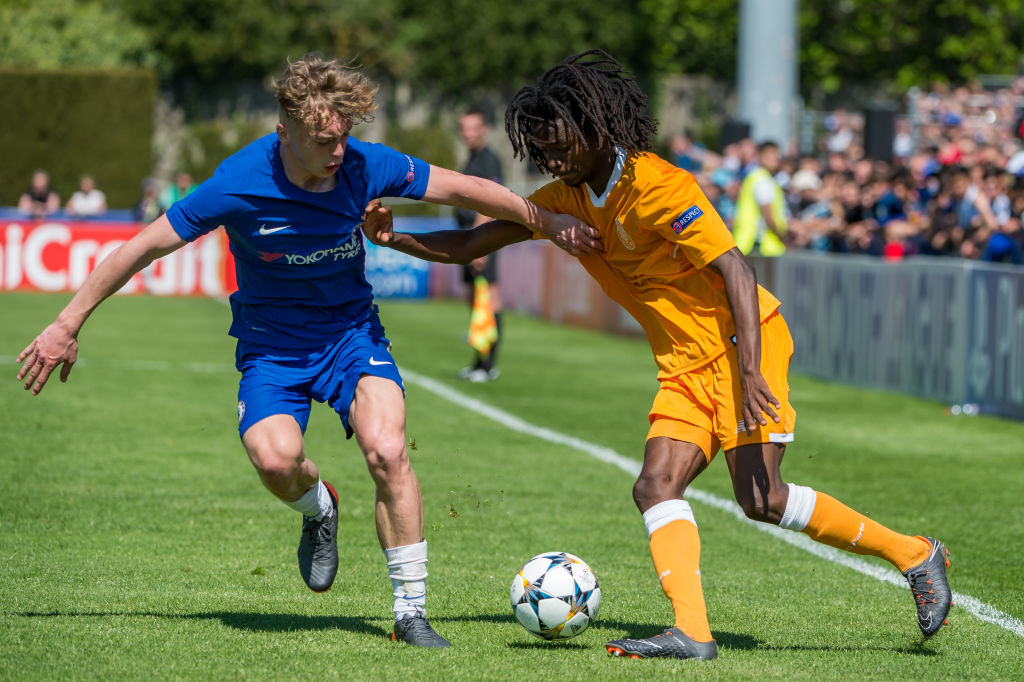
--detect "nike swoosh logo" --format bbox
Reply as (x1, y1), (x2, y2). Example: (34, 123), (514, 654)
(258, 224), (290, 235)
(368, 357), (393, 366)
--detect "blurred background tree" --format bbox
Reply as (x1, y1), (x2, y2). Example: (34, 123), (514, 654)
(113, 0), (342, 83)
(5, 0), (1024, 99)
(3, 0), (1024, 206)
(800, 0), (1024, 94)
(334, 0), (653, 99)
(0, 0), (155, 68)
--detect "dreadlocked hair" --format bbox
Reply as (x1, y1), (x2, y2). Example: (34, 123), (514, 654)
(505, 49), (657, 173)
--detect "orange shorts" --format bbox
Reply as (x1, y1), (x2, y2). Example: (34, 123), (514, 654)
(647, 311), (797, 461)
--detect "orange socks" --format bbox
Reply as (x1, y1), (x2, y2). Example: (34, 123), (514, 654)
(640, 486), (930, 643)
(785, 485), (930, 573)
(644, 500), (714, 642)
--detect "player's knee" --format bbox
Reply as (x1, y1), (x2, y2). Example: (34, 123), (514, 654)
(363, 432), (409, 484)
(246, 434), (304, 480)
(632, 473), (674, 511)
(736, 488), (786, 524)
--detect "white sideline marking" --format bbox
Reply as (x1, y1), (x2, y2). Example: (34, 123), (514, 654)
(402, 369), (1024, 639)
(5, 349), (1020, 638)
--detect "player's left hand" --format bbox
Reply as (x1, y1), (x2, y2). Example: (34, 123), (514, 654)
(361, 199), (394, 246)
(739, 370), (781, 430)
(542, 213), (603, 256)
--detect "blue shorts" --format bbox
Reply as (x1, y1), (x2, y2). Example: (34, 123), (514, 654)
(234, 313), (403, 439)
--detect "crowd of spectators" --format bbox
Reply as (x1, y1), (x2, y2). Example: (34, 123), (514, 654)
(675, 78), (1024, 265)
(12, 77), (1024, 268)
(12, 170), (197, 223)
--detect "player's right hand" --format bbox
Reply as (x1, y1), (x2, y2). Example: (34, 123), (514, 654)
(738, 369), (781, 429)
(361, 198), (394, 246)
(16, 321), (78, 395)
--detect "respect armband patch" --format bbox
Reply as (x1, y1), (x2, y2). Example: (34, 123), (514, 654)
(672, 205), (704, 233)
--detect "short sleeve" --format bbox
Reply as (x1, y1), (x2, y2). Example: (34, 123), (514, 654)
(635, 171), (735, 269)
(361, 142), (431, 200)
(165, 178), (233, 242)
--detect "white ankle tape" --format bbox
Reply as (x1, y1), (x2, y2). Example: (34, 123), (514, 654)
(642, 499), (696, 536)
(385, 540), (428, 602)
(779, 483), (816, 531)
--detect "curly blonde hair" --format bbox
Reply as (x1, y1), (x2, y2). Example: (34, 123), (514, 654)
(274, 53), (378, 131)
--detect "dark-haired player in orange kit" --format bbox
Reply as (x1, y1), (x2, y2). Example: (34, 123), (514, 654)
(361, 50), (951, 661)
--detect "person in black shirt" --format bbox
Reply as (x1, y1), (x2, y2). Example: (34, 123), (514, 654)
(18, 170), (61, 219)
(455, 108), (505, 382)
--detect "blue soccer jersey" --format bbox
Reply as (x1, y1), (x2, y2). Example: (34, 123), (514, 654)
(166, 133), (430, 348)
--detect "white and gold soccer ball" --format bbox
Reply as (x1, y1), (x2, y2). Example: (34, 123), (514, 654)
(510, 551), (601, 640)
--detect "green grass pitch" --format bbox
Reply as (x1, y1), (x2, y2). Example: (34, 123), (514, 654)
(1, 292), (1022, 680)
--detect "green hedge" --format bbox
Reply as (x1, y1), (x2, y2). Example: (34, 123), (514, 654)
(0, 67), (156, 210)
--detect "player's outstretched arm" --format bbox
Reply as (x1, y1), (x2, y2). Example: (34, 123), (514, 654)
(17, 215), (187, 395)
(420, 165), (602, 256)
(708, 247), (781, 429)
(362, 199), (530, 264)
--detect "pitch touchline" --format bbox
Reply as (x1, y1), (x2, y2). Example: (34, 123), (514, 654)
(401, 369), (1024, 639)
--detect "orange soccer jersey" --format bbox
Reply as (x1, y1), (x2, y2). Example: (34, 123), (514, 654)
(528, 150), (781, 379)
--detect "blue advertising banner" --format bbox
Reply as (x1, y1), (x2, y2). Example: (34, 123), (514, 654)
(364, 216), (449, 299)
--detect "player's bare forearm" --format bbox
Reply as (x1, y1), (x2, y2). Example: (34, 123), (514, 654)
(422, 166), (542, 226)
(58, 216), (185, 331)
(421, 166), (601, 255)
(709, 247), (780, 426)
(386, 221), (531, 265)
(17, 215), (185, 395)
(711, 249), (760, 372)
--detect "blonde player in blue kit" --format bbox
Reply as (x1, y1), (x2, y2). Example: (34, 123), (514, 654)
(15, 53), (600, 648)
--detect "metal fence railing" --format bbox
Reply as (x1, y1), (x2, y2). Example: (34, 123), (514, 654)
(764, 252), (1024, 420)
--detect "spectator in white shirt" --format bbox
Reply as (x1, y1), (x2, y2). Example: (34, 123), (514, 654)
(65, 175), (107, 218)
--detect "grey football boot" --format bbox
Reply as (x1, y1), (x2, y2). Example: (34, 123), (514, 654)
(392, 613), (451, 647)
(606, 627), (718, 660)
(297, 481), (339, 592)
(903, 536), (952, 637)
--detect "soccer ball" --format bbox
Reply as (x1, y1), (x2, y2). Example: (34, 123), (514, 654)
(510, 551), (601, 640)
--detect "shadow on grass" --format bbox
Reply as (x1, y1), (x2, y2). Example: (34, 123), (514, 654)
(751, 640), (940, 656)
(13, 611), (388, 637)
(12, 611), (940, 656)
(448, 616), (938, 656)
(506, 641), (588, 650)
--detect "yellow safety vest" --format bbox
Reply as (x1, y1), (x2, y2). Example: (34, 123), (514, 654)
(734, 166), (787, 256)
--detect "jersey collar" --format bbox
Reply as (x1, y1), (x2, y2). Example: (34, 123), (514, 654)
(586, 146), (627, 208)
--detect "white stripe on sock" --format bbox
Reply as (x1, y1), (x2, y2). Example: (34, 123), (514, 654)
(779, 483), (816, 531)
(283, 479), (326, 520)
(643, 499), (696, 536)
